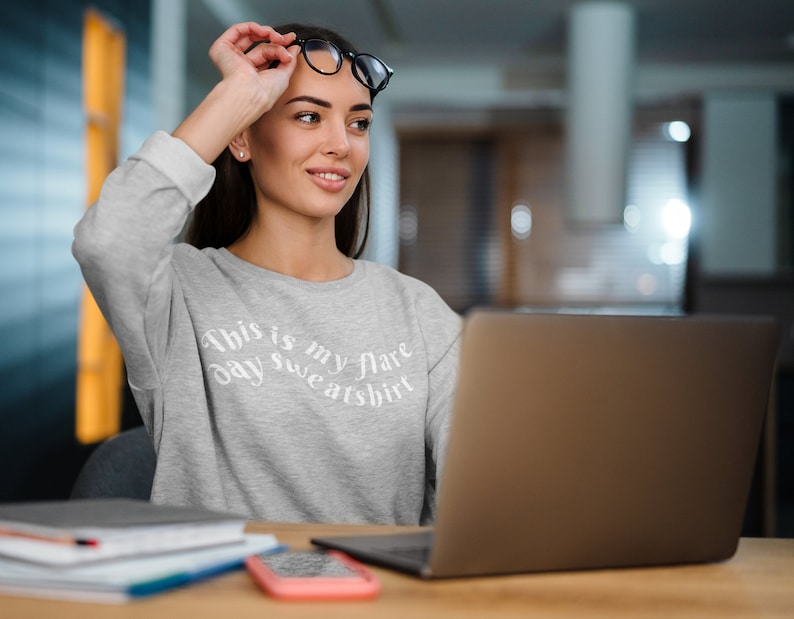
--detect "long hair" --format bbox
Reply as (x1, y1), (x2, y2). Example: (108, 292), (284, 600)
(185, 23), (372, 258)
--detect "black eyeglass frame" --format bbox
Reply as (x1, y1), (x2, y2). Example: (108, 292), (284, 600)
(290, 38), (394, 92)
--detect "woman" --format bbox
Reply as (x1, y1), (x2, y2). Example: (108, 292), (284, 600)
(72, 22), (462, 525)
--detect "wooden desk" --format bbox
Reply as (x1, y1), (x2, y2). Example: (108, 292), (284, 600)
(3, 522), (793, 618)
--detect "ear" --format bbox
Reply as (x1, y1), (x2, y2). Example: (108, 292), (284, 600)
(229, 132), (250, 161)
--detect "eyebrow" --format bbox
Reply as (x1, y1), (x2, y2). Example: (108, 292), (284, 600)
(285, 95), (372, 113)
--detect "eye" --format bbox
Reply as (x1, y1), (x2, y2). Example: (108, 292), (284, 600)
(296, 111), (320, 125)
(350, 117), (372, 132)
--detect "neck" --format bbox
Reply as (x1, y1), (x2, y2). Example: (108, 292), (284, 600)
(227, 217), (353, 282)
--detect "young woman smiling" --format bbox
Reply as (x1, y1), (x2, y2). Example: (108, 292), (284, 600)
(72, 22), (462, 525)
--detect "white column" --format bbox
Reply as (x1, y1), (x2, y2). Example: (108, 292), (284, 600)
(151, 0), (187, 132)
(700, 94), (778, 275)
(365, 102), (400, 268)
(565, 2), (635, 225)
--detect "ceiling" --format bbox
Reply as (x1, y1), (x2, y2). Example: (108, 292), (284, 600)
(186, 0), (794, 111)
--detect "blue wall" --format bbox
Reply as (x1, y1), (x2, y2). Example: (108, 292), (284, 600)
(0, 0), (153, 501)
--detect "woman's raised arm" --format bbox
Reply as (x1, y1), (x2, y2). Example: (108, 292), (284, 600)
(173, 23), (298, 163)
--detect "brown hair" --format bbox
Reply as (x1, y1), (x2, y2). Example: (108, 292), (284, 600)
(185, 23), (373, 258)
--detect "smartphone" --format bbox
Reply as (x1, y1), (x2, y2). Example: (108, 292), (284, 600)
(245, 549), (381, 600)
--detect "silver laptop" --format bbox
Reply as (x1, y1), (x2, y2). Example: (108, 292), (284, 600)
(312, 310), (779, 578)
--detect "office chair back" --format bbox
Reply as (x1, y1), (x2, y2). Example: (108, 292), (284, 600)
(70, 425), (156, 500)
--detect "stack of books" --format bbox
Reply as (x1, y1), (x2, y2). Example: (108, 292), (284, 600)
(0, 498), (282, 603)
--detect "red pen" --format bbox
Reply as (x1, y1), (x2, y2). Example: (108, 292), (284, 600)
(0, 528), (99, 547)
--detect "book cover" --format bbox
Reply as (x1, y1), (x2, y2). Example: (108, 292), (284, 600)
(0, 499), (249, 565)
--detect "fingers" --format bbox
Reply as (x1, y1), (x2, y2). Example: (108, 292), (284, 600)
(265, 45), (300, 81)
(221, 22), (286, 50)
(210, 22), (296, 74)
(244, 29), (297, 72)
(220, 22), (295, 59)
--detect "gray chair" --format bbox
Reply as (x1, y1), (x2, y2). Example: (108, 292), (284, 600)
(70, 426), (156, 500)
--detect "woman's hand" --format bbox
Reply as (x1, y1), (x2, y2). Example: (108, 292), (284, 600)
(173, 23), (299, 163)
(209, 22), (298, 110)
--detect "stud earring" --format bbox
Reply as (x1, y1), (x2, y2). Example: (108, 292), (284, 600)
(239, 151), (245, 159)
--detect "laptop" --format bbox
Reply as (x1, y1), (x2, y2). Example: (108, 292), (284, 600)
(312, 310), (779, 578)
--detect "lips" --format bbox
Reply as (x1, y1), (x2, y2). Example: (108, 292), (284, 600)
(307, 167), (350, 192)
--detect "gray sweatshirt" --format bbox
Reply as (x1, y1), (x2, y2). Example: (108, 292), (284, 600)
(72, 131), (461, 525)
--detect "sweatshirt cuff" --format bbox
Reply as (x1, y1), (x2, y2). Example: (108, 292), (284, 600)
(132, 130), (216, 207)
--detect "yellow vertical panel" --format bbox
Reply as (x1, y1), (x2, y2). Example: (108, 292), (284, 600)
(76, 10), (126, 444)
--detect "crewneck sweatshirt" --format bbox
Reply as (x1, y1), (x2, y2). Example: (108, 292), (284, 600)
(73, 131), (461, 524)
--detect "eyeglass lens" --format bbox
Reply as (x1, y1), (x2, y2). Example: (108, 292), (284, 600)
(352, 55), (390, 90)
(302, 39), (341, 74)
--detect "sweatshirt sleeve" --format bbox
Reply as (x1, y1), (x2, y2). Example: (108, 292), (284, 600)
(417, 288), (463, 489)
(72, 131), (216, 390)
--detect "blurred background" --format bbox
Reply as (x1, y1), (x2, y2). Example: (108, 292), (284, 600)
(0, 0), (792, 535)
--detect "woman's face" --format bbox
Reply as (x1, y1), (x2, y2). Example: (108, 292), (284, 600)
(244, 51), (372, 225)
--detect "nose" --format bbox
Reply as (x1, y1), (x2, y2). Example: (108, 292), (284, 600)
(323, 121), (351, 158)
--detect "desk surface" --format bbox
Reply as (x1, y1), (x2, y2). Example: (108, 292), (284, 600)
(3, 522), (793, 618)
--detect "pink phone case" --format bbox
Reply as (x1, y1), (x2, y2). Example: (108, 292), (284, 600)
(245, 550), (381, 600)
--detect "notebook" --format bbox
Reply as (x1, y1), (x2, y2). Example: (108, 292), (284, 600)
(0, 499), (248, 565)
(0, 533), (281, 604)
(312, 310), (779, 578)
